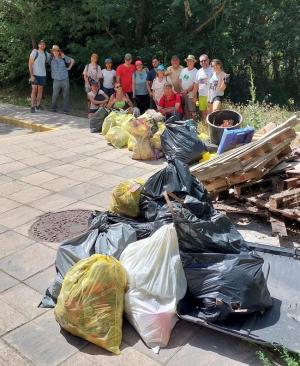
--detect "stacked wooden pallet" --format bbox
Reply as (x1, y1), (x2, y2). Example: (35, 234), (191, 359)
(191, 116), (299, 193)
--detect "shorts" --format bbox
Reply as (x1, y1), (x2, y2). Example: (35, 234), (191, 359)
(89, 108), (98, 114)
(208, 96), (224, 103)
(183, 94), (196, 112)
(102, 86), (115, 97)
(33, 76), (46, 86)
(198, 96), (208, 111)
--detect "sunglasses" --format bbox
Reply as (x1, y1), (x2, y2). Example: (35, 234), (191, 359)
(200, 59), (208, 63)
(115, 85), (121, 89)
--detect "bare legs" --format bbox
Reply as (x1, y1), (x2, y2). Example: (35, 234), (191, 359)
(31, 84), (44, 107)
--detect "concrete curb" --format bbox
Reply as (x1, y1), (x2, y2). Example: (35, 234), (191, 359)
(0, 115), (57, 132)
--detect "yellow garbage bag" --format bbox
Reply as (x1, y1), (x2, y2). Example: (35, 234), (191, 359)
(105, 126), (130, 149)
(102, 111), (119, 135)
(116, 113), (134, 130)
(127, 135), (136, 151)
(110, 178), (145, 218)
(199, 151), (217, 163)
(132, 136), (155, 160)
(127, 117), (151, 138)
(54, 254), (127, 355)
(150, 122), (165, 150)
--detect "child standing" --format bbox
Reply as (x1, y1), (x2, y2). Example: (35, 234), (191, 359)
(102, 58), (116, 97)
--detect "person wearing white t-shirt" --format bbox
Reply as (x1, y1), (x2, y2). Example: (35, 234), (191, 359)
(208, 59), (228, 113)
(193, 54), (213, 121)
(102, 57), (116, 97)
(179, 55), (198, 119)
(83, 53), (103, 93)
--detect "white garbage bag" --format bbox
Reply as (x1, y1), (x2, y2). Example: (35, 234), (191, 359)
(120, 224), (187, 353)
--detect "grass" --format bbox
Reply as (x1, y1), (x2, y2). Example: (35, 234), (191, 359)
(257, 349), (300, 366)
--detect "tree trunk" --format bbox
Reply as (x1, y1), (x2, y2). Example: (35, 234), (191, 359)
(135, 0), (148, 48)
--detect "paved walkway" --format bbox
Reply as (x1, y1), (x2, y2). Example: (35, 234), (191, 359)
(0, 103), (263, 366)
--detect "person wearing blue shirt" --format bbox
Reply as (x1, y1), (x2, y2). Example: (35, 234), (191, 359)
(49, 45), (75, 114)
(132, 60), (151, 114)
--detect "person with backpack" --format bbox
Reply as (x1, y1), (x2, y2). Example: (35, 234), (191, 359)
(28, 40), (51, 113)
(87, 80), (109, 114)
(132, 60), (150, 114)
(49, 45), (75, 114)
(83, 53), (103, 93)
(158, 83), (183, 120)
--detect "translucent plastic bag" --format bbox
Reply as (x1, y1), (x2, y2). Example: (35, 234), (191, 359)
(127, 135), (136, 151)
(105, 126), (130, 148)
(127, 117), (151, 138)
(54, 254), (127, 355)
(150, 122), (165, 150)
(109, 179), (145, 218)
(102, 111), (119, 135)
(120, 224), (187, 353)
(132, 136), (155, 160)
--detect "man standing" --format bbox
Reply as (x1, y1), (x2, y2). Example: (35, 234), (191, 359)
(49, 45), (75, 114)
(146, 56), (161, 108)
(165, 55), (183, 93)
(28, 40), (51, 113)
(193, 54), (213, 121)
(116, 53), (135, 101)
(179, 55), (198, 119)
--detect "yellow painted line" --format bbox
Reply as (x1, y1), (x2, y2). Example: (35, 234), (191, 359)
(0, 115), (57, 132)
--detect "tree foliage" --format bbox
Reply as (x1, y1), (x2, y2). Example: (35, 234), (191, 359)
(0, 0), (299, 106)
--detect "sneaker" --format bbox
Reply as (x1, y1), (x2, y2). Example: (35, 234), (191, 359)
(30, 107), (36, 113)
(36, 105), (44, 111)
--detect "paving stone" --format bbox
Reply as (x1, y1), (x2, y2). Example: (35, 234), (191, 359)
(98, 161), (128, 174)
(25, 266), (56, 294)
(0, 231), (34, 259)
(0, 161), (28, 174)
(0, 205), (42, 230)
(3, 310), (87, 366)
(123, 320), (199, 364)
(0, 197), (21, 214)
(83, 190), (112, 209)
(0, 174), (13, 184)
(0, 283), (47, 320)
(0, 224), (9, 234)
(60, 182), (105, 200)
(20, 171), (58, 185)
(62, 342), (163, 366)
(89, 174), (126, 188)
(59, 154), (87, 164)
(63, 201), (104, 212)
(166, 326), (258, 366)
(14, 219), (37, 238)
(112, 165), (148, 179)
(40, 176), (81, 192)
(73, 157), (105, 169)
(9, 186), (52, 205)
(34, 159), (64, 171)
(6, 167), (41, 179)
(0, 339), (31, 366)
(0, 155), (14, 164)
(46, 163), (81, 177)
(20, 155), (52, 166)
(66, 167), (103, 182)
(0, 243), (56, 280)
(0, 299), (27, 335)
(10, 149), (39, 160)
(0, 180), (31, 196)
(29, 193), (77, 211)
(0, 270), (19, 292)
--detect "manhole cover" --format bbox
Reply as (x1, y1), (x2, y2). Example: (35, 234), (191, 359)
(29, 210), (92, 243)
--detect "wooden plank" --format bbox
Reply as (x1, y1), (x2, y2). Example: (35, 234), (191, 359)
(270, 215), (288, 237)
(269, 188), (300, 209)
(284, 177), (300, 189)
(214, 202), (266, 217)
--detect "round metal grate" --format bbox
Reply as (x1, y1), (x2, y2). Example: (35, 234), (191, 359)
(29, 210), (92, 243)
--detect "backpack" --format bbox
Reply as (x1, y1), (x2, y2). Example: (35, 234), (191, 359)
(33, 50), (69, 68)
(86, 64), (101, 85)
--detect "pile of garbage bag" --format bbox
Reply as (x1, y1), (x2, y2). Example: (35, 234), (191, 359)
(41, 159), (272, 355)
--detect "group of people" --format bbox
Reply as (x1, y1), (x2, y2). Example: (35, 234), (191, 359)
(29, 39), (229, 121)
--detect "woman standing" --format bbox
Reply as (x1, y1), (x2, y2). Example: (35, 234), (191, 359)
(208, 59), (228, 112)
(102, 57), (116, 97)
(132, 60), (150, 114)
(83, 53), (103, 93)
(151, 65), (171, 109)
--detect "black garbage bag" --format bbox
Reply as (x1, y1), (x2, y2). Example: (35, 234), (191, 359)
(40, 213), (137, 308)
(89, 107), (109, 133)
(161, 119), (207, 164)
(181, 251), (272, 323)
(175, 212), (248, 255)
(139, 160), (214, 221)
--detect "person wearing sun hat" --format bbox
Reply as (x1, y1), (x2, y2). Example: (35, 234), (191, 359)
(151, 64), (173, 109)
(49, 44), (75, 114)
(116, 53), (135, 101)
(132, 60), (150, 114)
(102, 57), (116, 97)
(179, 54), (198, 118)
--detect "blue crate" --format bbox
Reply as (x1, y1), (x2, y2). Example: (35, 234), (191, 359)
(217, 127), (255, 154)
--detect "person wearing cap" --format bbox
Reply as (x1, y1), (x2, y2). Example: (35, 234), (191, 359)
(151, 65), (172, 109)
(49, 45), (75, 114)
(28, 40), (51, 113)
(159, 83), (183, 120)
(165, 55), (183, 93)
(132, 60), (150, 114)
(179, 55), (198, 118)
(116, 53), (135, 101)
(83, 53), (103, 93)
(87, 80), (109, 114)
(193, 54), (213, 121)
(102, 58), (116, 97)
